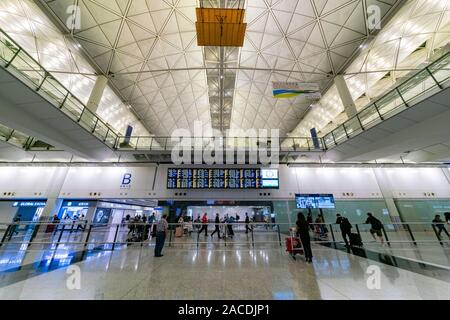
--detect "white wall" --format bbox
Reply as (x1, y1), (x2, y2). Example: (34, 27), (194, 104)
(382, 168), (450, 198)
(0, 165), (448, 201)
(59, 166), (157, 199)
(0, 167), (58, 198)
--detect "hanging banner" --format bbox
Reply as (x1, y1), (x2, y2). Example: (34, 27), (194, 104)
(272, 82), (321, 99)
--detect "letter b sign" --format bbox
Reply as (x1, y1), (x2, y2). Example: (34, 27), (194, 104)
(122, 173), (132, 185)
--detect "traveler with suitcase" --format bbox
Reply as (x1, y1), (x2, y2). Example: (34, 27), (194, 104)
(296, 212), (313, 263)
(365, 212), (385, 245)
(336, 214), (352, 247)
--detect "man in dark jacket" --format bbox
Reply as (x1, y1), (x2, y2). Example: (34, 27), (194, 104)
(336, 214), (352, 247)
(432, 215), (450, 239)
(245, 212), (252, 234)
(365, 213), (384, 245)
(210, 213), (221, 239)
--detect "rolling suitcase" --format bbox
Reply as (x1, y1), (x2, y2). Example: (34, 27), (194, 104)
(175, 226), (183, 237)
(349, 233), (363, 247)
(285, 232), (304, 259)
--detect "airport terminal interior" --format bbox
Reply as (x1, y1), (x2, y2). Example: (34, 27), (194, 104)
(0, 0), (449, 300)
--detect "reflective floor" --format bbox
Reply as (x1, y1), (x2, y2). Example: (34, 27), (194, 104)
(0, 238), (449, 300)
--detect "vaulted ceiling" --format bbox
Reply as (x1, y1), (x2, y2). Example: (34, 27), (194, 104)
(38, 0), (403, 137)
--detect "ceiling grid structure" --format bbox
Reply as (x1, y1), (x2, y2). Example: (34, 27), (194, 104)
(229, 0), (403, 138)
(40, 0), (213, 137)
(35, 0), (405, 140)
(5, 0), (449, 146)
(0, 0), (151, 137)
(287, 0), (450, 143)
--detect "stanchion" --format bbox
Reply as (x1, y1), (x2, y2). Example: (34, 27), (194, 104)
(405, 224), (417, 246)
(329, 223), (336, 248)
(431, 224), (444, 246)
(277, 224), (282, 246)
(251, 224), (255, 247)
(111, 225), (120, 251)
(382, 226), (390, 246)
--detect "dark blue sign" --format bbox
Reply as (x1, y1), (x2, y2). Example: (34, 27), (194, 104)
(310, 128), (320, 149)
(62, 201), (94, 208)
(12, 201), (46, 207)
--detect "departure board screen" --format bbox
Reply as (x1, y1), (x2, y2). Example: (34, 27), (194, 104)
(167, 168), (279, 189)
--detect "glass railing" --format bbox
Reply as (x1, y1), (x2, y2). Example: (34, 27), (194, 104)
(0, 28), (120, 149)
(114, 136), (326, 152)
(323, 51), (450, 149)
(0, 123), (57, 150)
(0, 221), (447, 252)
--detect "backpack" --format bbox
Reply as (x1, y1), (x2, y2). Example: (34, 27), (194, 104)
(372, 217), (382, 230)
(341, 217), (352, 230)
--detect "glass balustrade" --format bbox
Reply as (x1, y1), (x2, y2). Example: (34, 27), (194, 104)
(0, 28), (119, 147)
(326, 51), (450, 148)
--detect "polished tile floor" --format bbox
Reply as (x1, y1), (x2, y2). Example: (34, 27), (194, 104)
(0, 240), (449, 300)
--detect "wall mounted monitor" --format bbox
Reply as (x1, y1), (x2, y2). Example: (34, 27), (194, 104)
(295, 194), (335, 209)
(167, 168), (279, 189)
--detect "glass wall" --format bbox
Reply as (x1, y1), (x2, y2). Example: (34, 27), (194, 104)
(395, 199), (450, 223)
(272, 199), (391, 235)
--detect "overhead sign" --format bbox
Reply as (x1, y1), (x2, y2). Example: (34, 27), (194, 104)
(13, 201), (46, 207)
(120, 173), (132, 189)
(272, 82), (321, 99)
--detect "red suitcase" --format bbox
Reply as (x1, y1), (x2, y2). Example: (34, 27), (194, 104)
(286, 235), (304, 258)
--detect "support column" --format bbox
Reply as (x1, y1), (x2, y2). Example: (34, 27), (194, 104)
(441, 167), (450, 185)
(335, 75), (358, 118)
(40, 167), (70, 220)
(87, 75), (108, 113)
(372, 168), (402, 227)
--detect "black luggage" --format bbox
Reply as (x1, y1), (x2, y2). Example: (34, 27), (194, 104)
(349, 233), (363, 247)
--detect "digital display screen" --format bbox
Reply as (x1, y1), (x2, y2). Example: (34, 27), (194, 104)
(167, 168), (279, 189)
(295, 194), (335, 209)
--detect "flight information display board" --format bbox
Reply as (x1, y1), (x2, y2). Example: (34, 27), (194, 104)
(167, 168), (279, 189)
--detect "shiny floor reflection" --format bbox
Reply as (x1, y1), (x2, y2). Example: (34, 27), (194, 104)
(0, 244), (449, 300)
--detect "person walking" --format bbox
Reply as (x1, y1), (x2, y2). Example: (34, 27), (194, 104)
(432, 215), (450, 239)
(148, 213), (156, 237)
(296, 212), (313, 263)
(197, 213), (209, 236)
(245, 212), (252, 234)
(336, 214), (352, 247)
(154, 214), (168, 257)
(445, 212), (450, 226)
(226, 214), (234, 238)
(365, 212), (384, 245)
(76, 214), (86, 231)
(210, 213), (221, 239)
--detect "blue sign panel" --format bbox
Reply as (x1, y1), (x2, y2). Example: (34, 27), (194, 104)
(12, 201), (47, 207)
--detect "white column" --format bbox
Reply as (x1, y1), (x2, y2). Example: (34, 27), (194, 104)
(87, 75), (108, 113)
(40, 167), (70, 220)
(372, 168), (402, 227)
(441, 167), (450, 184)
(335, 75), (358, 118)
